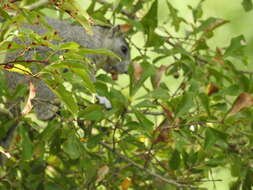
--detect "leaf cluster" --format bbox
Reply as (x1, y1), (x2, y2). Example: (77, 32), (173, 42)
(0, 0), (253, 190)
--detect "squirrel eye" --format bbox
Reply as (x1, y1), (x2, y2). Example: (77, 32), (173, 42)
(120, 45), (128, 54)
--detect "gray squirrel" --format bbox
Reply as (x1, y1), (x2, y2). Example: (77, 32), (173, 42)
(4, 17), (131, 120)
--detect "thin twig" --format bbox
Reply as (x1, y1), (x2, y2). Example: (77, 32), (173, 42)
(126, 110), (164, 116)
(100, 141), (196, 188)
(238, 70), (253, 75)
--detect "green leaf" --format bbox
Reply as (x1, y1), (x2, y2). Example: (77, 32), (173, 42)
(44, 60), (95, 93)
(242, 0), (253, 12)
(175, 92), (194, 117)
(204, 128), (217, 149)
(230, 158), (243, 177)
(59, 42), (80, 50)
(45, 80), (79, 118)
(229, 180), (241, 190)
(166, 1), (185, 31)
(87, 134), (104, 148)
(79, 105), (104, 121)
(198, 93), (210, 115)
(221, 84), (240, 96)
(79, 157), (96, 181)
(141, 0), (158, 30)
(0, 8), (11, 20)
(189, 0), (205, 23)
(130, 61), (155, 96)
(79, 48), (121, 61)
(62, 132), (82, 159)
(19, 125), (34, 160)
(224, 35), (246, 58)
(242, 169), (253, 190)
(139, 88), (170, 100)
(134, 100), (157, 108)
(145, 30), (164, 47)
(169, 149), (181, 170)
(71, 67), (96, 93)
(174, 46), (194, 61)
(39, 121), (59, 142)
(141, 0), (162, 47)
(57, 0), (93, 34)
(44, 182), (62, 190)
(133, 109), (153, 131)
(204, 128), (227, 149)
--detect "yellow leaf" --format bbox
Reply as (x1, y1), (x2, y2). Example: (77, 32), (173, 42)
(139, 136), (146, 143)
(1, 64), (33, 75)
(121, 178), (132, 190)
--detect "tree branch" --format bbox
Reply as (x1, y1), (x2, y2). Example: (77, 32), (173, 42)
(0, 59), (49, 66)
(126, 110), (164, 116)
(100, 141), (195, 188)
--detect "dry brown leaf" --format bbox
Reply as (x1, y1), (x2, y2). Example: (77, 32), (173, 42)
(121, 178), (132, 190)
(228, 93), (253, 116)
(205, 83), (219, 96)
(151, 65), (168, 88)
(212, 47), (224, 65)
(96, 165), (109, 183)
(21, 81), (36, 115)
(119, 24), (133, 33)
(153, 119), (170, 144)
(204, 19), (229, 33)
(212, 57), (224, 65)
(133, 62), (143, 81)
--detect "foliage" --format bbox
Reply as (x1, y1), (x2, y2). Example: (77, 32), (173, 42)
(0, 0), (253, 189)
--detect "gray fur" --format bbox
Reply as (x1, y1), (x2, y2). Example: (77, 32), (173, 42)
(5, 17), (130, 120)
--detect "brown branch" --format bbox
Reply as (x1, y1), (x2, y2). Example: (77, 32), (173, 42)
(100, 141), (196, 188)
(0, 59), (49, 66)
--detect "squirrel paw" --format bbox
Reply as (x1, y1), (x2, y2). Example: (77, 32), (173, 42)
(95, 95), (112, 110)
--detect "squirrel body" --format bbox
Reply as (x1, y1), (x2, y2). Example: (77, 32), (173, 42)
(4, 17), (130, 120)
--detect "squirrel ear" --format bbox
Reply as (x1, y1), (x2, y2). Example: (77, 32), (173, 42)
(110, 24), (132, 37)
(119, 24), (132, 33)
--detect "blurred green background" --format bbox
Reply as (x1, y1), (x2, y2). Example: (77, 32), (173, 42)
(170, 0), (253, 58)
(161, 1), (252, 189)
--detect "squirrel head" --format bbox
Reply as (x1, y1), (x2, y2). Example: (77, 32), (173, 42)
(101, 25), (131, 74)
